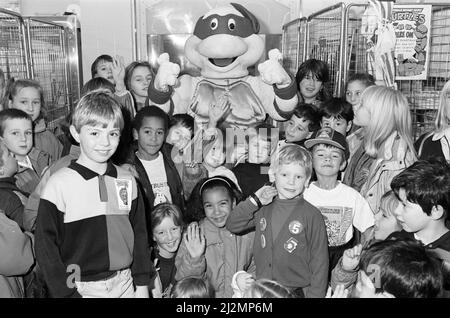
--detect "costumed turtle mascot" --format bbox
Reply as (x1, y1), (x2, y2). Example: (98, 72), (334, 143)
(148, 2), (298, 131)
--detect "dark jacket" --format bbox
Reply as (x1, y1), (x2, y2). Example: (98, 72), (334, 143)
(0, 177), (28, 229)
(133, 144), (186, 230)
(232, 162), (270, 199)
(415, 131), (447, 161)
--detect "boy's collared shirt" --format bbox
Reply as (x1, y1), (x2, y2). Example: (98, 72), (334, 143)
(35, 160), (152, 298)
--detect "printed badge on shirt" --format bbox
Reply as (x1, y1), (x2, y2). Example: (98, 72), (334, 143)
(154, 191), (168, 205)
(115, 179), (132, 210)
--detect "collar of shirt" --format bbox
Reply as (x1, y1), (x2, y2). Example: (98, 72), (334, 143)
(414, 230), (450, 249)
(69, 160), (117, 180)
(17, 155), (33, 171)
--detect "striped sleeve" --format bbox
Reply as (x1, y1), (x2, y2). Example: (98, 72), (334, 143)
(35, 190), (81, 298)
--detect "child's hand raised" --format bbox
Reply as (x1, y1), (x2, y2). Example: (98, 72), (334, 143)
(112, 55), (126, 90)
(236, 272), (254, 293)
(342, 244), (363, 272)
(208, 96), (231, 128)
(254, 185), (278, 206)
(184, 222), (206, 259)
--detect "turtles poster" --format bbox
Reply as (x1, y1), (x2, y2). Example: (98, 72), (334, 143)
(393, 4), (432, 80)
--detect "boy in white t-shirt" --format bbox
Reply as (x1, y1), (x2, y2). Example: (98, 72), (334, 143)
(132, 106), (185, 230)
(303, 127), (374, 277)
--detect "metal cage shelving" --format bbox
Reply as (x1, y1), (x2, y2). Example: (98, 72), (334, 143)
(0, 8), (81, 131)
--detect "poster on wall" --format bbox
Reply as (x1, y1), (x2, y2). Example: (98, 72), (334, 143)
(393, 4), (432, 80)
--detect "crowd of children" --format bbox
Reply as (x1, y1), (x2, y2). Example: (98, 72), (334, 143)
(0, 53), (449, 299)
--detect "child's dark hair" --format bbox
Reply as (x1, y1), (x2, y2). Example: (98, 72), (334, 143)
(245, 279), (295, 298)
(295, 59), (331, 101)
(248, 121), (279, 145)
(91, 54), (113, 78)
(150, 202), (185, 246)
(171, 277), (214, 298)
(81, 77), (115, 96)
(360, 238), (443, 298)
(391, 158), (450, 217)
(345, 73), (375, 91)
(59, 110), (79, 148)
(124, 61), (154, 91)
(186, 176), (243, 223)
(133, 105), (169, 132)
(0, 108), (32, 136)
(292, 103), (321, 132)
(319, 97), (354, 123)
(169, 113), (195, 137)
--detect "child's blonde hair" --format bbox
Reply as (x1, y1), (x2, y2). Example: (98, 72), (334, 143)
(71, 91), (124, 133)
(270, 143), (312, 179)
(244, 279), (294, 298)
(361, 86), (416, 159)
(171, 277), (213, 298)
(434, 79), (450, 132)
(5, 79), (46, 121)
(378, 190), (398, 216)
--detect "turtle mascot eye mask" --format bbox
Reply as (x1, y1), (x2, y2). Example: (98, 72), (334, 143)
(186, 3), (264, 79)
(148, 2), (298, 152)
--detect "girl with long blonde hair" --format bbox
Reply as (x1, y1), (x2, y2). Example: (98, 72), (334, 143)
(354, 85), (416, 213)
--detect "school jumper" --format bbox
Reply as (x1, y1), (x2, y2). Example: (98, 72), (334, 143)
(23, 146), (81, 233)
(226, 196), (329, 298)
(35, 161), (152, 298)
